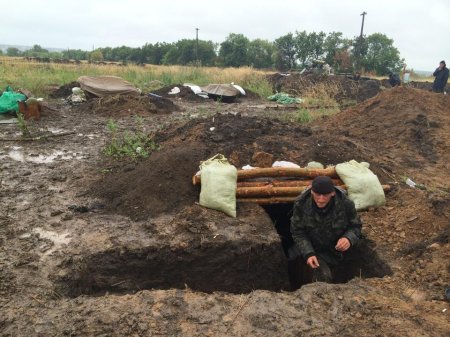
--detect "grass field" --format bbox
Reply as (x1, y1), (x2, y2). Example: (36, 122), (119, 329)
(0, 57), (274, 98)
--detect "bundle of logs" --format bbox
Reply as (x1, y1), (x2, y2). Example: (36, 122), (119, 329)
(193, 166), (390, 205)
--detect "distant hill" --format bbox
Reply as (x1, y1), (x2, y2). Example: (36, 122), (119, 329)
(0, 44), (65, 53)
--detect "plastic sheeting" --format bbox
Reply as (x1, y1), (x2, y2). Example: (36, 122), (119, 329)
(78, 76), (140, 97)
(0, 87), (26, 114)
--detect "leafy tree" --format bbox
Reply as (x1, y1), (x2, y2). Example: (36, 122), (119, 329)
(163, 39), (193, 65)
(247, 39), (274, 69)
(0, 49), (3, 56)
(62, 49), (89, 60)
(360, 33), (403, 74)
(100, 47), (113, 61)
(6, 47), (21, 56)
(161, 39), (215, 66)
(90, 49), (104, 62)
(142, 42), (172, 65)
(31, 44), (48, 53)
(333, 49), (352, 73)
(306, 31), (326, 61)
(274, 33), (297, 70)
(197, 40), (217, 66)
(295, 30), (326, 66)
(323, 32), (351, 67)
(219, 33), (250, 67)
(111, 46), (134, 62)
(128, 47), (144, 64)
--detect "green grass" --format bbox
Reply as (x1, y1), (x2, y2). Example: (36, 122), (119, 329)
(103, 118), (160, 160)
(296, 109), (313, 124)
(0, 57), (273, 98)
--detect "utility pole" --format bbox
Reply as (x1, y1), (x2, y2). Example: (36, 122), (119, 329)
(195, 28), (199, 66)
(360, 11), (367, 38)
(357, 11), (367, 72)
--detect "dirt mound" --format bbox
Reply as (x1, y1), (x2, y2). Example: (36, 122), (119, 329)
(152, 84), (207, 102)
(266, 73), (381, 102)
(154, 113), (313, 164)
(93, 142), (207, 220)
(152, 84), (261, 102)
(93, 87), (450, 220)
(315, 87), (450, 185)
(73, 94), (179, 117)
(48, 81), (79, 98)
(93, 115), (314, 219)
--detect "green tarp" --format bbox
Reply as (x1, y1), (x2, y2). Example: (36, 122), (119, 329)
(0, 86), (26, 114)
(267, 92), (303, 105)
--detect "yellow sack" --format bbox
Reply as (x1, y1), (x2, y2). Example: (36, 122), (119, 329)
(199, 154), (237, 217)
(336, 160), (385, 210)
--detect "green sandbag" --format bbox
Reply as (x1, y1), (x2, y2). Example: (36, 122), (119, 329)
(199, 154), (237, 217)
(0, 86), (26, 113)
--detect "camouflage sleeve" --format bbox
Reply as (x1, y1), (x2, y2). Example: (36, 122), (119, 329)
(290, 201), (315, 259)
(342, 198), (362, 246)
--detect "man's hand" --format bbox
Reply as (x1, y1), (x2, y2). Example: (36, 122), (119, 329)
(335, 237), (351, 252)
(306, 256), (320, 269)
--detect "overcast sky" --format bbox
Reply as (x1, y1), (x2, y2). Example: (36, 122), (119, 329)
(1, 0), (449, 71)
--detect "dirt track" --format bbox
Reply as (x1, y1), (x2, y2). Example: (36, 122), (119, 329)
(0, 86), (449, 336)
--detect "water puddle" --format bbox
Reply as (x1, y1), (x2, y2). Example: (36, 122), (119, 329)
(5, 146), (84, 163)
(33, 228), (72, 256)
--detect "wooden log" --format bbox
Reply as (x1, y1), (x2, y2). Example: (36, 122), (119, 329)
(237, 185), (347, 197)
(237, 179), (344, 188)
(193, 167), (338, 185)
(193, 174), (201, 185)
(238, 197), (297, 204)
(237, 167), (338, 180)
(237, 185), (392, 204)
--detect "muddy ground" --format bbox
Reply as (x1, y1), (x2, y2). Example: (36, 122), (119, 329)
(0, 84), (449, 336)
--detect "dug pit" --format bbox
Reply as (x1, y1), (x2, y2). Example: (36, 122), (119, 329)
(262, 203), (393, 289)
(52, 204), (291, 297)
(53, 201), (392, 299)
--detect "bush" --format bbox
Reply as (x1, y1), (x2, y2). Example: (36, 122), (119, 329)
(103, 118), (160, 159)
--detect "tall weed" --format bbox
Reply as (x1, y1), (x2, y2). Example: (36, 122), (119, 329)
(0, 57), (272, 98)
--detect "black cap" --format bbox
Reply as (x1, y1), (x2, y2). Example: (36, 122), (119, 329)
(311, 176), (335, 194)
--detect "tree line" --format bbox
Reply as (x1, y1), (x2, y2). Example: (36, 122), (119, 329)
(3, 31), (404, 75)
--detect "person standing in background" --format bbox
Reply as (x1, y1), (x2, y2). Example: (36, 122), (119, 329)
(432, 60), (449, 93)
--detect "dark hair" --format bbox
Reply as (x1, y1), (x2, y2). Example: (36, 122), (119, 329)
(440, 60), (446, 66)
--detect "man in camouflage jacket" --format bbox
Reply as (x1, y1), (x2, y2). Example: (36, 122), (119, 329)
(290, 176), (362, 283)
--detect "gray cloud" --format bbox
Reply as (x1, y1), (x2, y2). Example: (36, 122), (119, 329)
(1, 0), (448, 70)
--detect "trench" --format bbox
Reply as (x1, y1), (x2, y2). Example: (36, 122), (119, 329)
(54, 203), (392, 298)
(262, 204), (393, 290)
(55, 241), (290, 298)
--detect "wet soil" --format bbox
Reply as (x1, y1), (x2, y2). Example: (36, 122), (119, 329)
(0, 87), (449, 336)
(266, 73), (382, 102)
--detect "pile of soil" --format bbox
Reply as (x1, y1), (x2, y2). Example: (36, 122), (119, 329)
(73, 94), (179, 117)
(48, 81), (79, 98)
(316, 87), (450, 186)
(48, 82), (180, 117)
(152, 84), (261, 102)
(93, 87), (450, 220)
(152, 84), (207, 102)
(266, 72), (381, 103)
(93, 115), (314, 219)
